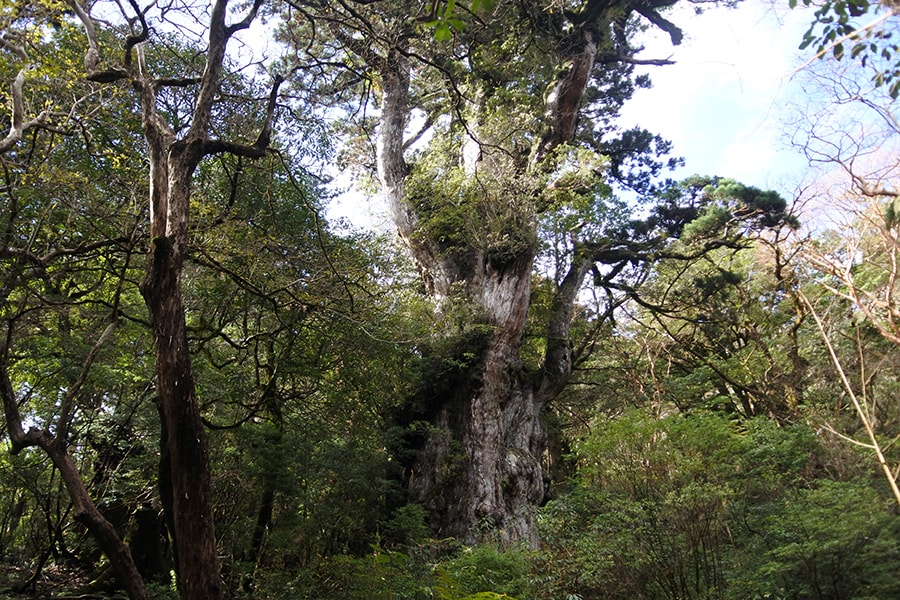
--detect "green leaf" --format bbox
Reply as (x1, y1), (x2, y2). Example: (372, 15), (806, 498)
(472, 0), (497, 11)
(799, 30), (816, 50)
(434, 22), (451, 42)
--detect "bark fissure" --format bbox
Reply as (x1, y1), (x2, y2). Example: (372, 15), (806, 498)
(66, 0), (279, 596)
(334, 0), (690, 545)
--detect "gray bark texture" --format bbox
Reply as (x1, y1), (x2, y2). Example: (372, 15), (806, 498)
(367, 0), (686, 544)
(69, 0), (271, 596)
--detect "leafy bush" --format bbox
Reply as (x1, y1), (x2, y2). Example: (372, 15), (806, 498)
(435, 545), (533, 599)
(534, 409), (899, 600)
(731, 479), (900, 600)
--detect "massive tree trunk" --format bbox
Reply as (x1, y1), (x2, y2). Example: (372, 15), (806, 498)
(363, 0), (686, 544)
(404, 254), (546, 543)
(374, 43), (586, 544)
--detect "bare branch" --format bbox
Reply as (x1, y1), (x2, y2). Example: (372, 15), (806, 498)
(153, 76), (203, 89)
(225, 0), (265, 37)
(253, 73), (285, 148)
(535, 253), (594, 406)
(798, 289), (900, 508)
(201, 74), (284, 158)
(201, 139), (268, 158)
(598, 53), (676, 66)
(635, 5), (684, 46)
(190, 0), (233, 137)
(67, 0), (101, 73)
(68, 0), (132, 82)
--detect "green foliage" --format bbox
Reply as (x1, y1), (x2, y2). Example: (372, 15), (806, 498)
(2, 3), (898, 600)
(581, 233), (808, 420)
(682, 204), (731, 240)
(405, 155), (537, 268)
(733, 479), (900, 600)
(531, 408), (899, 600)
(680, 177), (799, 238)
(425, 0), (498, 41)
(248, 542), (525, 600)
(380, 504), (432, 548)
(795, 0), (900, 98)
(435, 545), (531, 599)
(276, 548), (423, 600)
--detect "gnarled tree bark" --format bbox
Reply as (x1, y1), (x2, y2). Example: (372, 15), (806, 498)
(357, 0), (688, 544)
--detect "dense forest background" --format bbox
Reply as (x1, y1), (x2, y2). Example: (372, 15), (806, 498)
(1, 1), (898, 599)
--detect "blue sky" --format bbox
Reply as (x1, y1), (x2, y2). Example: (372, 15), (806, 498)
(618, 2), (817, 195)
(327, 2), (820, 227)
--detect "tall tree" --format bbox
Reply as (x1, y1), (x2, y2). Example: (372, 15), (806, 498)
(285, 0), (792, 544)
(60, 1), (281, 597)
(0, 8), (152, 598)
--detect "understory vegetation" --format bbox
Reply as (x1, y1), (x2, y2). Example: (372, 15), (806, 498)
(1, 0), (899, 599)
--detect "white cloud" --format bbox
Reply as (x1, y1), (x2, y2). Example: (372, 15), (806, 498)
(617, 2), (816, 193)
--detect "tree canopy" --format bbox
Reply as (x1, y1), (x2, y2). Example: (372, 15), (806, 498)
(0, 1), (897, 599)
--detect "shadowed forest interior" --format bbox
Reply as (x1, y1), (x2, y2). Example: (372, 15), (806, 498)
(0, 1), (898, 599)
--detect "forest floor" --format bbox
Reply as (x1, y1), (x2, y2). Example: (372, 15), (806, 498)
(0, 563), (123, 600)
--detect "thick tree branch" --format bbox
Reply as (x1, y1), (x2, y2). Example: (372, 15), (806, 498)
(254, 73), (285, 148)
(0, 34), (27, 61)
(635, 4), (684, 46)
(201, 139), (269, 158)
(200, 74), (284, 157)
(225, 0), (265, 37)
(328, 23), (385, 70)
(153, 77), (203, 89)
(532, 27), (598, 167)
(68, 0), (131, 83)
(535, 252), (593, 406)
(597, 53), (676, 66)
(190, 0), (231, 138)
(0, 69), (51, 154)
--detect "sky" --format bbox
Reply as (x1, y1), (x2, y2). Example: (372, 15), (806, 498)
(617, 1), (817, 195)
(328, 2), (821, 228)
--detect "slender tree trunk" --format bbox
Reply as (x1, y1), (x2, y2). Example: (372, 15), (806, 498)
(47, 442), (151, 600)
(242, 486), (275, 591)
(1, 364), (150, 599)
(140, 152), (224, 599)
